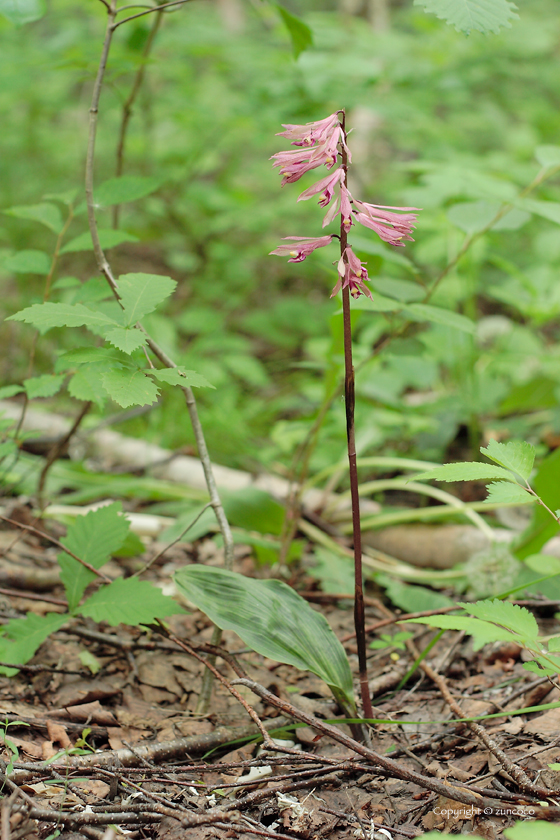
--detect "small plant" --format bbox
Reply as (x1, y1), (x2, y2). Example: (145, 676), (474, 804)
(0, 718), (29, 776)
(269, 111), (419, 718)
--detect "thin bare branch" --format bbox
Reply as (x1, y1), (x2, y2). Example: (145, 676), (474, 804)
(113, 0), (191, 29)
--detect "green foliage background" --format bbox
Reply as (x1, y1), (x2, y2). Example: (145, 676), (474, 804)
(1, 0), (560, 476)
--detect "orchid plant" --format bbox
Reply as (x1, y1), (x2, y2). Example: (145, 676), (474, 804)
(270, 110), (420, 719)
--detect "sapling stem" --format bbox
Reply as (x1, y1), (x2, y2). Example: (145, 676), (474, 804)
(339, 113), (373, 721)
(87, 0), (235, 710)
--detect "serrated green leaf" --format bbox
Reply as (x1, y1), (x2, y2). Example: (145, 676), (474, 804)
(0, 384), (25, 399)
(447, 200), (529, 234)
(406, 614), (521, 650)
(4, 202), (63, 233)
(174, 566), (354, 708)
(78, 577), (185, 625)
(101, 368), (159, 408)
(0, 0), (45, 24)
(413, 0), (518, 34)
(68, 369), (107, 407)
(523, 660), (557, 677)
(55, 346), (123, 371)
(535, 146), (560, 169)
(148, 367), (214, 389)
(485, 481), (535, 505)
(23, 374), (65, 399)
(105, 327), (147, 354)
(4, 249), (50, 274)
(0, 613), (68, 676)
(95, 176), (162, 207)
(481, 439), (535, 481)
(8, 302), (120, 335)
(457, 599), (539, 640)
(275, 4), (313, 58)
(413, 462), (516, 483)
(403, 303), (475, 334)
(117, 273), (177, 325)
(59, 502), (131, 611)
(60, 229), (139, 254)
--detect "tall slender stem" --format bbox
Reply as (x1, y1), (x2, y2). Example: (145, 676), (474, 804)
(339, 112), (373, 721)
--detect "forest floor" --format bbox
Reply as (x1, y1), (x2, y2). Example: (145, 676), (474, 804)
(0, 501), (560, 840)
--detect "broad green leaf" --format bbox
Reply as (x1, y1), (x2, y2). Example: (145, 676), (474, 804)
(68, 369), (105, 406)
(516, 448), (560, 559)
(406, 615), (521, 650)
(0, 0), (45, 24)
(447, 200), (529, 234)
(310, 549), (354, 595)
(78, 577), (185, 625)
(55, 346), (124, 371)
(59, 502), (131, 612)
(524, 554), (560, 575)
(23, 374), (65, 399)
(105, 327), (147, 354)
(535, 146), (560, 169)
(117, 273), (177, 324)
(4, 250), (50, 274)
(485, 482), (535, 505)
(403, 303), (475, 334)
(379, 574), (454, 613)
(60, 229), (139, 254)
(516, 199), (560, 226)
(4, 202), (63, 233)
(101, 368), (159, 408)
(458, 599), (539, 639)
(347, 294), (402, 313)
(413, 462), (515, 483)
(275, 4), (313, 58)
(0, 613), (68, 676)
(175, 566), (354, 707)
(95, 176), (162, 207)
(8, 302), (120, 335)
(413, 0), (518, 34)
(221, 487), (285, 536)
(0, 384), (24, 399)
(148, 367), (214, 389)
(481, 439), (535, 481)
(506, 821), (560, 840)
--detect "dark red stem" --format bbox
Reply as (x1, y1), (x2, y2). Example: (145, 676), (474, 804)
(339, 111), (373, 722)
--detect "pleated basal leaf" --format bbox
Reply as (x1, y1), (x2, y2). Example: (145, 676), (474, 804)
(78, 577), (185, 626)
(118, 273), (177, 325)
(175, 566), (354, 707)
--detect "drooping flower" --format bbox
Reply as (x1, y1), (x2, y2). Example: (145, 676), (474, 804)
(269, 235), (333, 263)
(298, 167), (345, 208)
(353, 199), (420, 247)
(330, 247), (373, 300)
(277, 113), (341, 148)
(339, 184), (354, 233)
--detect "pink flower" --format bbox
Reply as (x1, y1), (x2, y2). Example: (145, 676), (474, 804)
(353, 199), (420, 247)
(271, 147), (330, 186)
(277, 113), (341, 148)
(340, 185), (354, 232)
(269, 235), (333, 263)
(330, 247), (373, 300)
(298, 167), (345, 208)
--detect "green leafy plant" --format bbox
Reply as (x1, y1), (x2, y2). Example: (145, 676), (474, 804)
(0, 504), (183, 676)
(0, 718), (29, 776)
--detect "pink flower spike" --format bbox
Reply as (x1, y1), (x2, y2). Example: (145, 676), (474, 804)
(277, 113), (340, 148)
(298, 167), (345, 208)
(269, 235), (333, 263)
